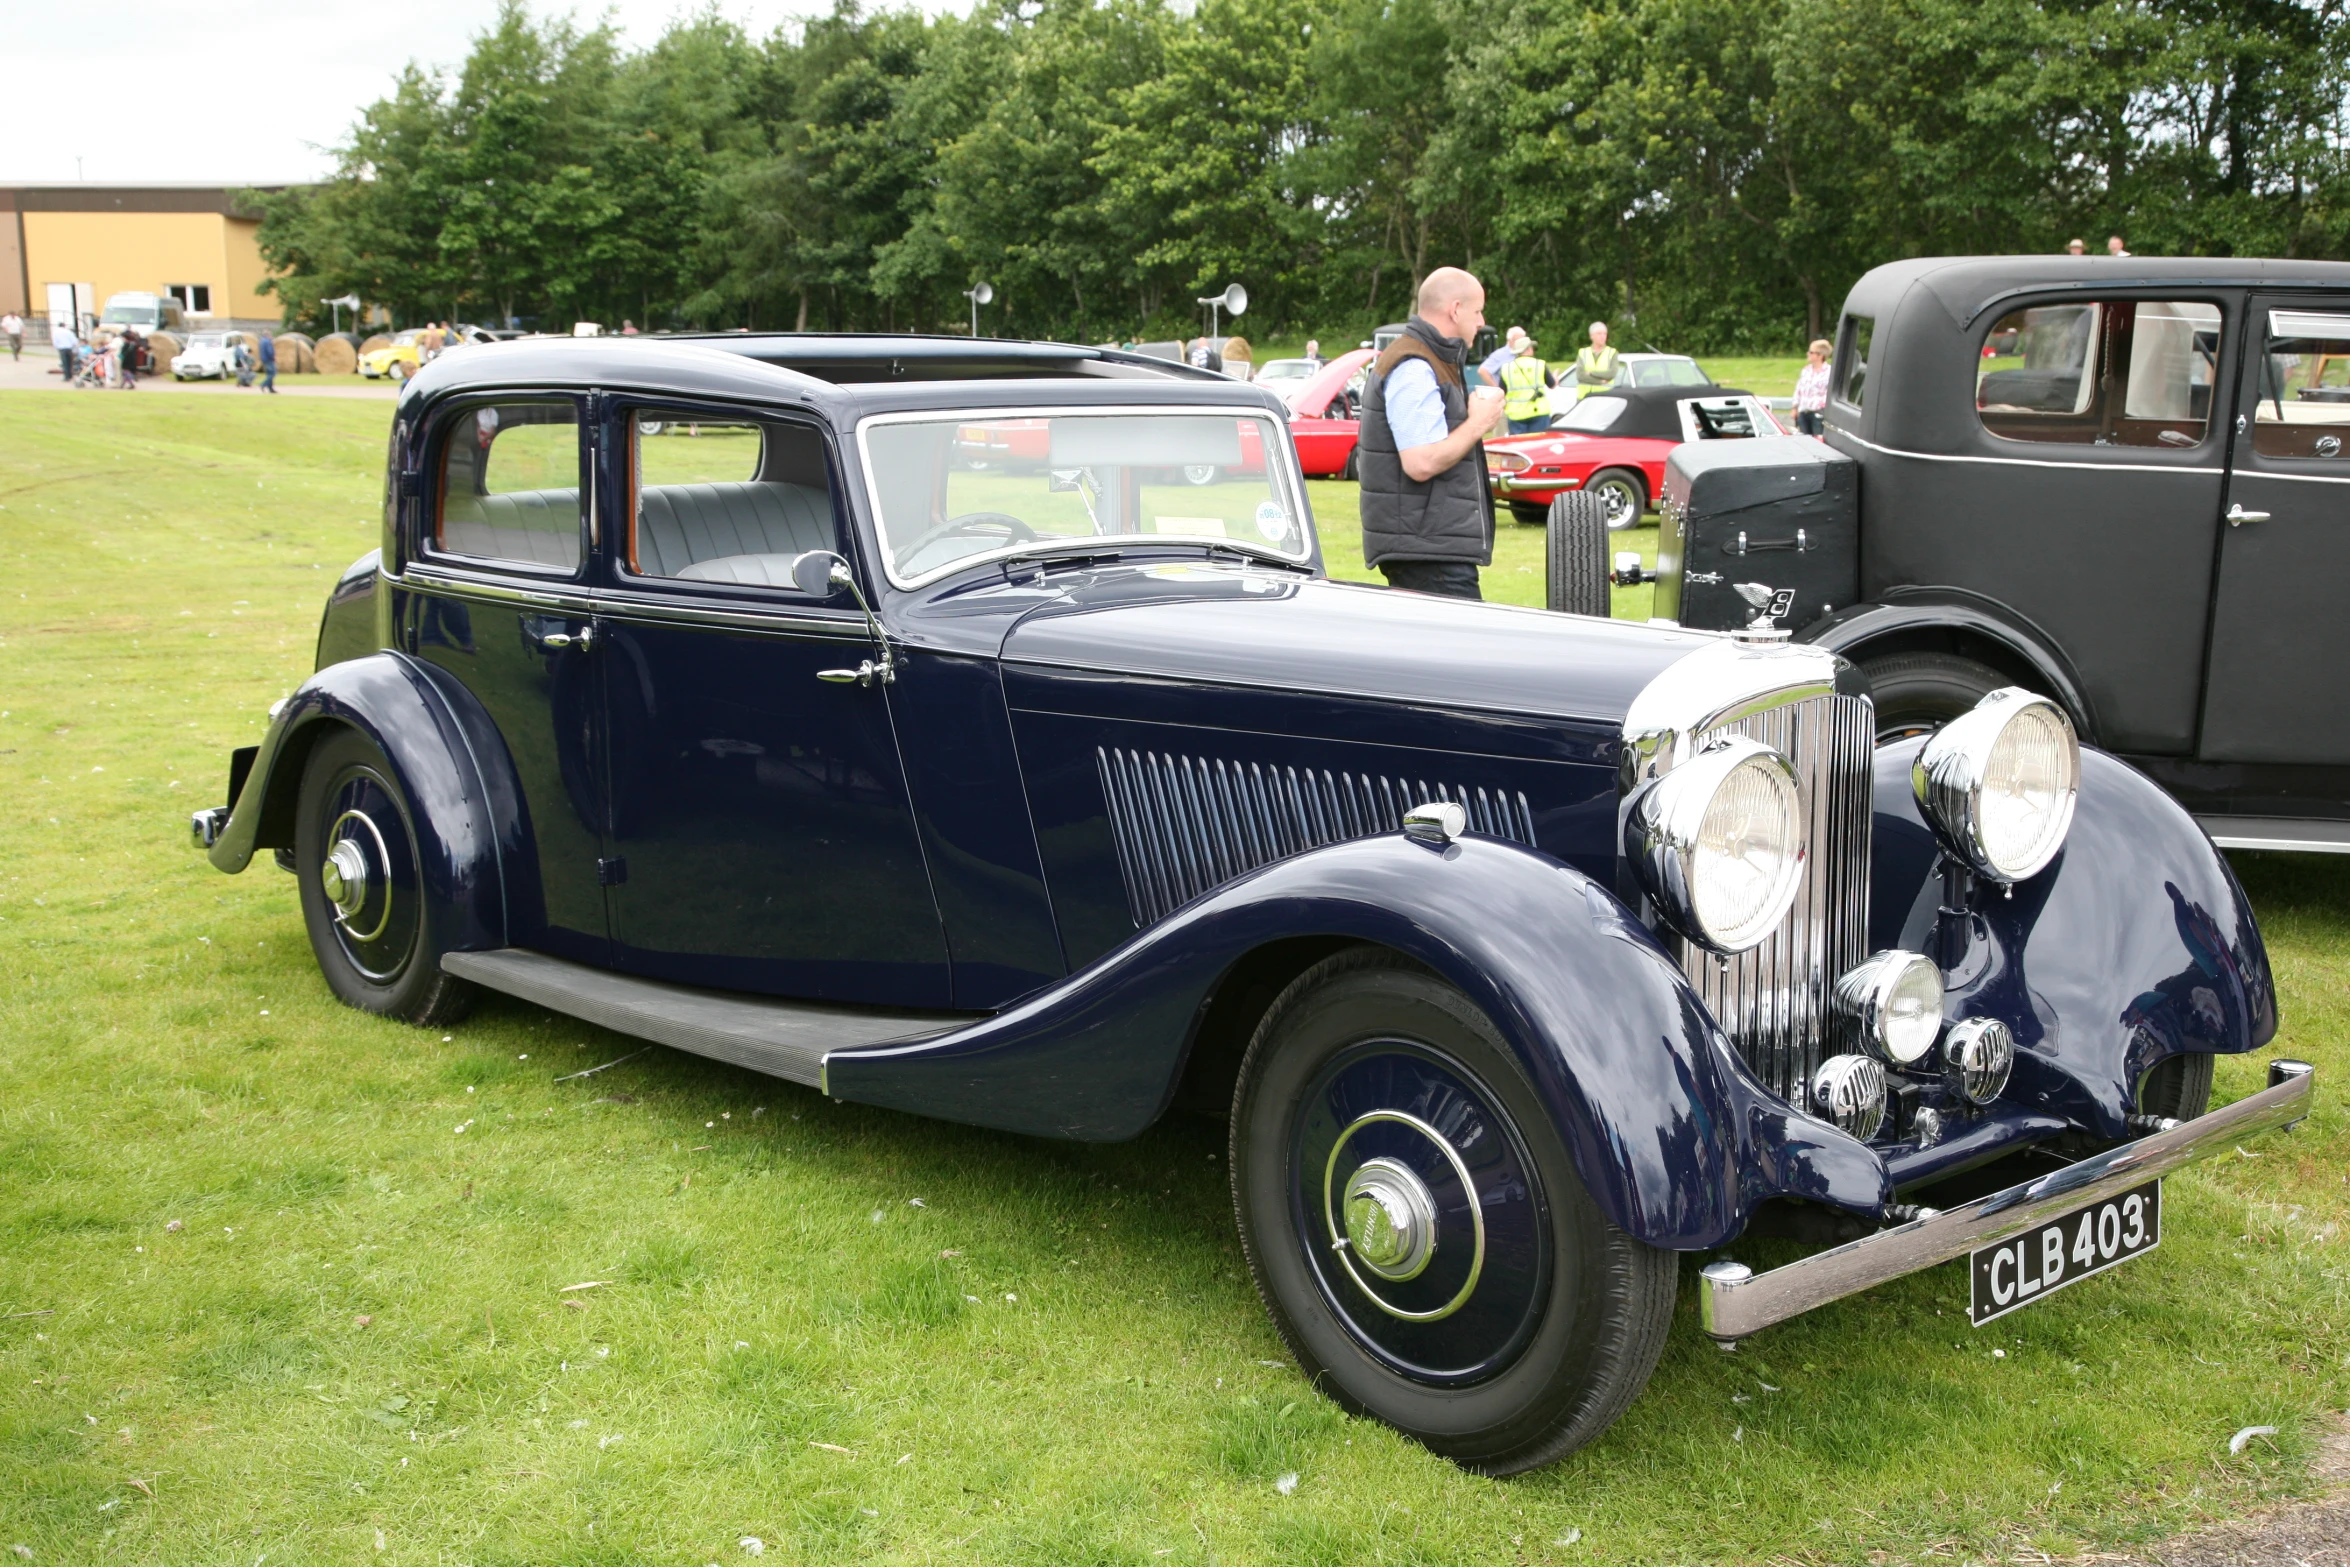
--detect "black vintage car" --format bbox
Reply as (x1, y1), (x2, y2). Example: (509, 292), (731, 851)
(191, 333), (2309, 1473)
(1624, 255), (2350, 855)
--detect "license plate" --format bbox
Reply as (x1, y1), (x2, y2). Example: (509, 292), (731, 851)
(1969, 1180), (2161, 1326)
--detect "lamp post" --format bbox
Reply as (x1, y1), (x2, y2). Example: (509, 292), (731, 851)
(964, 281), (994, 337)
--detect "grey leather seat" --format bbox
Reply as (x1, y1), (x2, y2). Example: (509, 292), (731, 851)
(636, 482), (833, 578)
(439, 488), (581, 569)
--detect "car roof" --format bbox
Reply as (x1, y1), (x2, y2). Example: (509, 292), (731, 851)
(1545, 383), (1760, 441)
(1847, 254), (2350, 331)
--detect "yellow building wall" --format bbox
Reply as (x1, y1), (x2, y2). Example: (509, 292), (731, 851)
(21, 210), (275, 321)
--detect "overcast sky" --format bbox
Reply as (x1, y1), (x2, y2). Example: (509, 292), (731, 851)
(4, 0), (929, 186)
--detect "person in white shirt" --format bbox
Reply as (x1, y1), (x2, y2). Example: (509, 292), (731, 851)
(1793, 338), (1832, 436)
(1, 312), (21, 362)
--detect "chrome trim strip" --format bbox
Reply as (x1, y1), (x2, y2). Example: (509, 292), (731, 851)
(590, 590), (871, 640)
(398, 568), (596, 614)
(2225, 467), (2350, 487)
(2197, 815), (2350, 854)
(1699, 1061), (2315, 1343)
(1834, 429), (2223, 477)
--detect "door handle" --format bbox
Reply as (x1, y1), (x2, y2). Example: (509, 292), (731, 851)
(817, 659), (891, 687)
(540, 624), (596, 651)
(2226, 504), (2270, 528)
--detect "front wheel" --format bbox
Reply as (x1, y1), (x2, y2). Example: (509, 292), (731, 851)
(1859, 651), (2007, 742)
(294, 727), (474, 1025)
(1585, 468), (1647, 531)
(1230, 950), (1676, 1474)
(2137, 1052), (2214, 1122)
(1545, 492), (1610, 617)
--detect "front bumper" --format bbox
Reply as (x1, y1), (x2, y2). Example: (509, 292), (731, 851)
(1700, 1058), (2314, 1344)
(1491, 473), (1580, 494)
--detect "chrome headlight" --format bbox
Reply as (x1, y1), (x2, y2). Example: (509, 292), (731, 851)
(1944, 1017), (2015, 1105)
(1810, 1054), (1887, 1141)
(1912, 688), (2079, 882)
(1625, 736), (1806, 954)
(1833, 950), (1944, 1065)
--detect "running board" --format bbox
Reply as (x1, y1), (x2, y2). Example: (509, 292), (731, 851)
(441, 948), (970, 1089)
(2196, 815), (2350, 855)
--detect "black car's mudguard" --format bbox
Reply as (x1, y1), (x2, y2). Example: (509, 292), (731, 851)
(205, 652), (523, 956)
(1868, 739), (2276, 1141)
(823, 832), (1887, 1252)
(1801, 591), (2101, 740)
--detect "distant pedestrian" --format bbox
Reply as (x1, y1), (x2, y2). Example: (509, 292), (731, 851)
(1793, 338), (1831, 436)
(2107, 235), (2131, 257)
(2065, 238), (2087, 256)
(258, 331), (277, 394)
(117, 327), (141, 388)
(1187, 337), (1223, 373)
(54, 319), (78, 381)
(1, 311), (21, 360)
(1570, 321), (1620, 400)
(1478, 326), (1523, 388)
(1303, 338), (1323, 371)
(1501, 335), (1553, 433)
(1357, 266), (1503, 600)
(621, 319), (639, 336)
(234, 337), (254, 387)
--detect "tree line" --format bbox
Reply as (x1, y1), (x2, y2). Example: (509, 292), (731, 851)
(251, 0), (2350, 353)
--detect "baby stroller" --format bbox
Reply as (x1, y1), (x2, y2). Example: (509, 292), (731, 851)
(68, 342), (108, 389)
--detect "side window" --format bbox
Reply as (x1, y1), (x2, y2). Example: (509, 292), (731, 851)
(1976, 299), (2221, 447)
(1834, 314), (1874, 408)
(625, 414), (840, 588)
(2252, 310), (2350, 461)
(433, 402), (581, 571)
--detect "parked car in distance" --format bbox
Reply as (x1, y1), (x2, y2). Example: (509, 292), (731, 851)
(170, 332), (241, 381)
(1252, 357), (1321, 389)
(360, 329), (450, 381)
(1628, 254), (2350, 854)
(1284, 347), (1375, 478)
(99, 290), (188, 337)
(1489, 383), (1784, 528)
(188, 329), (2307, 1474)
(1543, 351), (1716, 416)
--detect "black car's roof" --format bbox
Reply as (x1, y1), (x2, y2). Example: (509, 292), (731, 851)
(397, 334), (1282, 423)
(1848, 255), (2350, 331)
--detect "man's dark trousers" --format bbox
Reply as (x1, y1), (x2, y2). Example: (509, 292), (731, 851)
(1379, 560), (1482, 599)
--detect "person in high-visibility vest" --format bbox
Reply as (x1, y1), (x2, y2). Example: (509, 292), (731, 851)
(1501, 337), (1553, 432)
(1570, 321), (1621, 399)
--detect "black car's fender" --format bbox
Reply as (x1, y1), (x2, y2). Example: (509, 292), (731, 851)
(823, 831), (1887, 1252)
(1868, 739), (2276, 1141)
(1801, 589), (2100, 741)
(204, 652), (523, 955)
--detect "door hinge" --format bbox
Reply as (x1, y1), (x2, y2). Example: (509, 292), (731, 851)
(597, 857), (628, 886)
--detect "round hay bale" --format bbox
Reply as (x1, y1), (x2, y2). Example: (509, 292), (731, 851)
(359, 333), (392, 357)
(145, 330), (182, 376)
(314, 334), (359, 376)
(276, 332), (316, 373)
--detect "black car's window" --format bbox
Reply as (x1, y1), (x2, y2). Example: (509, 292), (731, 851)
(433, 402), (581, 571)
(622, 414), (838, 587)
(1976, 299), (2221, 448)
(1835, 314), (1874, 407)
(2252, 310), (2350, 460)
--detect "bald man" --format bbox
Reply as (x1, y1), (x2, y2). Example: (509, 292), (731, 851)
(1356, 267), (1505, 599)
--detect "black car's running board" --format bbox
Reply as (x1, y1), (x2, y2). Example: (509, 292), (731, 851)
(441, 948), (970, 1089)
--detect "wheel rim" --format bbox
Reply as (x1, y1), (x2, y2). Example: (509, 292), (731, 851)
(1596, 478), (1640, 530)
(1183, 463), (1218, 485)
(1289, 1041), (1550, 1385)
(318, 766), (421, 983)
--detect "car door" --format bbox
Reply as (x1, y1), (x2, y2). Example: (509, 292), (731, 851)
(2198, 299), (2350, 763)
(403, 396), (610, 964)
(594, 403), (952, 1007)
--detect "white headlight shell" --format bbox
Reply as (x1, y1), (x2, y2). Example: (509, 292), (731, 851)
(1911, 688), (2079, 882)
(1627, 735), (1806, 954)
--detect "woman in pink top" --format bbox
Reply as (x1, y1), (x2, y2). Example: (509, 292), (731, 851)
(1792, 337), (1831, 436)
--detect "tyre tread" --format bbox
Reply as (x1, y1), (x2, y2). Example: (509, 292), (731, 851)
(1546, 492), (1610, 617)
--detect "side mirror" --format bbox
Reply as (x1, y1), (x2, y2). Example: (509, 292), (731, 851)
(790, 550), (850, 599)
(1046, 469), (1087, 493)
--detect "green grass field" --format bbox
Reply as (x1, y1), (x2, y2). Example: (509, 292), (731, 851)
(2, 391), (2345, 1566)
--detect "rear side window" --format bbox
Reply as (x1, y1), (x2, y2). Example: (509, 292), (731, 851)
(624, 414), (839, 587)
(1976, 299), (2221, 448)
(433, 402), (581, 571)
(2252, 309), (2350, 460)
(1834, 315), (1874, 408)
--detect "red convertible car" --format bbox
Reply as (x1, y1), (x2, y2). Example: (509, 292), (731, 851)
(1485, 383), (1787, 529)
(1284, 348), (1376, 478)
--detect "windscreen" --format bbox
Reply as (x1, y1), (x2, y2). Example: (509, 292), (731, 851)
(1554, 396), (1628, 432)
(863, 411), (1306, 583)
(101, 301), (159, 325)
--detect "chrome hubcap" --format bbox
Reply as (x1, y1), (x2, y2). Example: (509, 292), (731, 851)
(1344, 1157), (1436, 1281)
(321, 839), (369, 917)
(321, 809), (393, 943)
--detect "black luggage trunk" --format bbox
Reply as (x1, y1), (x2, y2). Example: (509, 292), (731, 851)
(1655, 436), (1859, 634)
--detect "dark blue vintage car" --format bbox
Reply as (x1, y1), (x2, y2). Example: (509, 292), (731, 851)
(192, 334), (2310, 1473)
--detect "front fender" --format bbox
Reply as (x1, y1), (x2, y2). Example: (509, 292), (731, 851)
(1869, 738), (2276, 1141)
(823, 833), (1886, 1250)
(204, 652), (520, 955)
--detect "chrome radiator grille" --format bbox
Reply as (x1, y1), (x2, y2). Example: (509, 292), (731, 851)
(1099, 747), (1536, 926)
(1671, 692), (1875, 1104)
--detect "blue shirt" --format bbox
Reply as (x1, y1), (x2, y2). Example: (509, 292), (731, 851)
(1383, 358), (1452, 449)
(1477, 347), (1515, 386)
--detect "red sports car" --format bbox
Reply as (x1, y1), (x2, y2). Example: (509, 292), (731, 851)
(1484, 384), (1788, 530)
(1283, 348), (1376, 478)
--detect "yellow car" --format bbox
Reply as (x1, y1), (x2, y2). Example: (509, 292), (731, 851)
(358, 329), (443, 381)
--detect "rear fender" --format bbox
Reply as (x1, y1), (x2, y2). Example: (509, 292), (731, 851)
(204, 652), (522, 954)
(823, 833), (1886, 1250)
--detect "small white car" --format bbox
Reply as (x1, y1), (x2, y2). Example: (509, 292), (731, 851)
(1543, 352), (1715, 416)
(171, 332), (241, 381)
(1252, 358), (1321, 389)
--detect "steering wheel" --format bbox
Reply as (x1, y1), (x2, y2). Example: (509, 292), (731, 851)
(899, 510), (1040, 555)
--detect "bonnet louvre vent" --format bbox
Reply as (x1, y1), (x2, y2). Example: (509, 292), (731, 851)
(1098, 746), (1536, 926)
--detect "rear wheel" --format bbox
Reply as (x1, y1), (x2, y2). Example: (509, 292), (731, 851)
(1546, 492), (1610, 617)
(1586, 468), (1647, 531)
(1859, 651), (2007, 742)
(1230, 950), (1676, 1475)
(294, 727), (474, 1025)
(2137, 1052), (2214, 1122)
